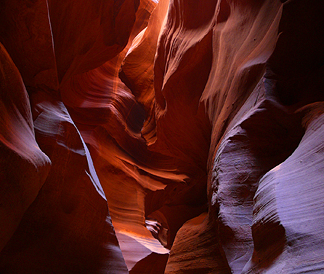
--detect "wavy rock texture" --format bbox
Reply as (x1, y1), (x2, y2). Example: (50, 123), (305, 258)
(0, 92), (127, 273)
(0, 0), (145, 272)
(1, 0), (324, 273)
(59, 0), (174, 270)
(48, 0), (141, 84)
(0, 43), (51, 252)
(0, 0), (59, 91)
(243, 104), (324, 273)
(164, 0), (324, 273)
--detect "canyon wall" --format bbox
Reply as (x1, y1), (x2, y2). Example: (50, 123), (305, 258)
(0, 0), (324, 273)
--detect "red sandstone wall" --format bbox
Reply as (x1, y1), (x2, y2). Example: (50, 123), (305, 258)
(1, 0), (324, 273)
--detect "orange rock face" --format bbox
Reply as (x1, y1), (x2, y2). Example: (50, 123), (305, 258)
(1, 0), (324, 273)
(0, 43), (51, 253)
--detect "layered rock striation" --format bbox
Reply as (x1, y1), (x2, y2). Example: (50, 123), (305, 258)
(1, 0), (324, 273)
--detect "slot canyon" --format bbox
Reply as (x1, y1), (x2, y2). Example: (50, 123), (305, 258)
(1, 0), (324, 273)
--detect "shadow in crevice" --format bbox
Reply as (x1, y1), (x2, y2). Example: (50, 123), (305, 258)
(130, 253), (169, 274)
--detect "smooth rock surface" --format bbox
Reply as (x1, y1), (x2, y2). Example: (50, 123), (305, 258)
(0, 93), (128, 273)
(1, 0), (324, 273)
(0, 43), (51, 252)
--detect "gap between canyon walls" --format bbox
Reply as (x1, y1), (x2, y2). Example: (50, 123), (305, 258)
(0, 0), (147, 273)
(1, 0), (324, 273)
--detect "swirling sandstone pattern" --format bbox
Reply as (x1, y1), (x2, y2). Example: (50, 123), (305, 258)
(1, 0), (324, 273)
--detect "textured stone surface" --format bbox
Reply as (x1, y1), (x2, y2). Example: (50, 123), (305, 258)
(0, 92), (128, 273)
(0, 0), (58, 91)
(1, 0), (324, 273)
(47, 0), (140, 84)
(163, 0), (324, 273)
(0, 43), (51, 252)
(0, 0), (144, 272)
(243, 104), (324, 273)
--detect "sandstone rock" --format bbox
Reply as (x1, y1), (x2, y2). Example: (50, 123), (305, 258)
(164, 0), (324, 273)
(0, 0), (58, 91)
(0, 43), (51, 252)
(48, 0), (141, 84)
(58, 0), (173, 270)
(0, 90), (128, 273)
(0, 0), (143, 271)
(243, 104), (324, 273)
(1, 0), (324, 272)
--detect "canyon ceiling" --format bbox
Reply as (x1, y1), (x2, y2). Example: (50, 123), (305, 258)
(1, 0), (324, 273)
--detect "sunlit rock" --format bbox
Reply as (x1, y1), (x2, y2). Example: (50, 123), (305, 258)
(1, 0), (324, 273)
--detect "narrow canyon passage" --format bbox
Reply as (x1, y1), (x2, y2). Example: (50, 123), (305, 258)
(0, 0), (324, 273)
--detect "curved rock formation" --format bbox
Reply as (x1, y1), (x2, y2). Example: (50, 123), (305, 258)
(244, 104), (324, 273)
(164, 0), (324, 273)
(0, 43), (51, 252)
(1, 0), (324, 273)
(0, 0), (144, 272)
(0, 91), (128, 273)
